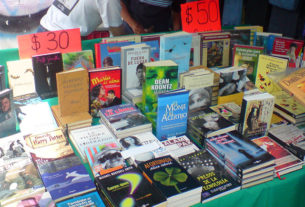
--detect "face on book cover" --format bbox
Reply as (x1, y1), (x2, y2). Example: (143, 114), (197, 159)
(0, 95), (11, 122)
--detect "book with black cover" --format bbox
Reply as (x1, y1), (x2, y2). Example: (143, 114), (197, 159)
(95, 165), (167, 207)
(178, 149), (241, 203)
(32, 52), (63, 99)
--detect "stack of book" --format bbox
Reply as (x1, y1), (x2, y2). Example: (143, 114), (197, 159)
(138, 155), (202, 207)
(24, 128), (96, 203)
(99, 103), (152, 139)
(205, 131), (276, 189)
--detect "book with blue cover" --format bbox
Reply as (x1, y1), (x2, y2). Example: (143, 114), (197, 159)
(56, 191), (105, 207)
(96, 41), (135, 68)
(143, 40), (160, 61)
(156, 89), (189, 140)
(160, 31), (192, 75)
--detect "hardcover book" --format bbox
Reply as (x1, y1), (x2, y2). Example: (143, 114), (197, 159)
(142, 60), (178, 120)
(205, 131), (275, 175)
(95, 41), (135, 68)
(251, 136), (302, 176)
(56, 191), (105, 207)
(156, 89), (189, 140)
(62, 50), (95, 71)
(200, 32), (230, 68)
(95, 165), (167, 207)
(279, 68), (305, 107)
(99, 103), (152, 138)
(238, 92), (275, 138)
(268, 124), (305, 161)
(137, 155), (202, 206)
(89, 67), (122, 117)
(232, 44), (264, 83)
(32, 52), (63, 99)
(160, 31), (193, 75)
(255, 54), (288, 93)
(69, 124), (120, 163)
(0, 88), (17, 138)
(178, 149), (241, 203)
(121, 43), (150, 101)
(6, 58), (36, 98)
(271, 37), (304, 68)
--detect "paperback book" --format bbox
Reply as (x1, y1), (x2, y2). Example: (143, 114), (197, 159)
(95, 165), (167, 207)
(210, 102), (241, 125)
(56, 191), (105, 207)
(0, 88), (17, 138)
(0, 65), (5, 91)
(62, 50), (95, 71)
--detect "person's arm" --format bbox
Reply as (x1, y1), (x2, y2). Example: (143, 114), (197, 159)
(120, 0), (146, 34)
(171, 0), (183, 31)
(109, 24), (125, 36)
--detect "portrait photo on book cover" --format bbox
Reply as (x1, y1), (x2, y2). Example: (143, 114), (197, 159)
(110, 113), (149, 131)
(0, 94), (16, 137)
(189, 87), (212, 111)
(93, 147), (126, 171)
(219, 70), (247, 96)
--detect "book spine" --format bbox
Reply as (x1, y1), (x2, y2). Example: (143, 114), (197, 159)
(238, 98), (247, 134)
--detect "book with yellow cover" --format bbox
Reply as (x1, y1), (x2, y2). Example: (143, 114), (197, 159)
(255, 54), (288, 93)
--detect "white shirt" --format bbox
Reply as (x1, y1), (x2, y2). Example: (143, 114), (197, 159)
(40, 0), (122, 36)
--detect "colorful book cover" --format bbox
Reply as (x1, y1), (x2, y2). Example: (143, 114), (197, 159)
(96, 41), (135, 68)
(160, 31), (192, 75)
(200, 32), (230, 68)
(32, 52), (63, 99)
(156, 89), (189, 140)
(41, 163), (95, 203)
(56, 191), (104, 207)
(253, 32), (282, 53)
(137, 155), (202, 201)
(232, 44), (264, 83)
(0, 88), (17, 138)
(239, 93), (275, 139)
(142, 60), (178, 120)
(88, 67), (122, 117)
(62, 50), (95, 71)
(210, 102), (241, 125)
(95, 165), (167, 207)
(85, 144), (126, 177)
(255, 54), (288, 93)
(205, 131), (275, 174)
(143, 40), (160, 61)
(6, 58), (36, 98)
(178, 149), (241, 203)
(251, 136), (302, 174)
(234, 25), (264, 46)
(6, 191), (55, 207)
(271, 37), (304, 68)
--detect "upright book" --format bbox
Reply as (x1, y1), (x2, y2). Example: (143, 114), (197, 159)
(0, 65), (5, 91)
(156, 89), (189, 140)
(0, 88), (17, 138)
(62, 50), (95, 71)
(32, 52), (63, 99)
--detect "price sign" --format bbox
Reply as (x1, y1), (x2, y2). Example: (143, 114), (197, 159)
(181, 0), (221, 33)
(17, 28), (82, 59)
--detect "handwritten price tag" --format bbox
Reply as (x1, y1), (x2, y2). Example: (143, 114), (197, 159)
(181, 0), (221, 33)
(17, 28), (82, 59)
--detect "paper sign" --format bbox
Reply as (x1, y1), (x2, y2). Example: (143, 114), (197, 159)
(18, 28), (81, 59)
(181, 0), (221, 33)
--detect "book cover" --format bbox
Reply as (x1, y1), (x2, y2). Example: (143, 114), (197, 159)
(100, 103), (151, 135)
(178, 149), (241, 203)
(32, 52), (63, 99)
(0, 65), (5, 91)
(279, 68), (305, 107)
(190, 34), (201, 67)
(233, 25), (264, 46)
(188, 107), (236, 139)
(142, 60), (178, 120)
(121, 43), (150, 95)
(6, 191), (55, 207)
(200, 32), (230, 68)
(232, 44), (264, 83)
(271, 37), (304, 68)
(268, 124), (305, 161)
(251, 136), (302, 175)
(89, 67), (122, 117)
(85, 144), (126, 177)
(6, 58), (36, 98)
(253, 32), (282, 53)
(41, 163), (95, 203)
(96, 41), (135, 68)
(137, 155), (202, 202)
(210, 102), (241, 125)
(156, 89), (189, 140)
(0, 88), (17, 138)
(255, 54), (288, 93)
(62, 50), (95, 71)
(205, 131), (275, 174)
(101, 34), (141, 44)
(95, 165), (167, 207)
(143, 39), (160, 62)
(160, 31), (193, 75)
(69, 124), (120, 163)
(216, 66), (248, 96)
(56, 68), (89, 117)
(239, 93), (275, 138)
(56, 191), (105, 207)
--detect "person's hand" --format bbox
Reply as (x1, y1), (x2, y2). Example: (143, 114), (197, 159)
(132, 22), (146, 34)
